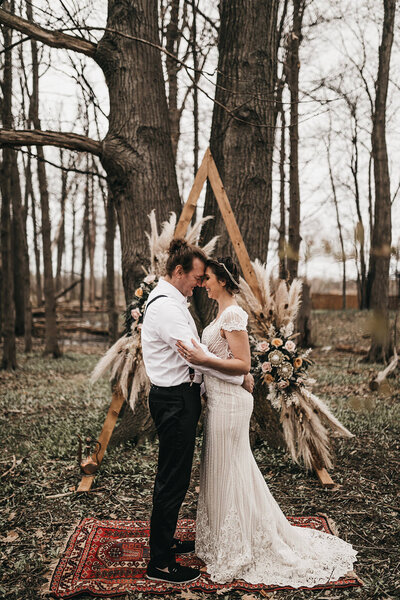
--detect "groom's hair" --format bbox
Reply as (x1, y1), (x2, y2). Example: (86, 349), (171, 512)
(166, 238), (207, 276)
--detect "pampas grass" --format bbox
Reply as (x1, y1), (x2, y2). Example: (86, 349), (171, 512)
(241, 258), (354, 472)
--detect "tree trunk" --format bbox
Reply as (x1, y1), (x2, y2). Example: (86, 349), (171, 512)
(25, 156), (42, 306)
(278, 104), (287, 280)
(96, 0), (182, 303)
(11, 152), (26, 335)
(70, 191), (77, 300)
(22, 157), (33, 352)
(1, 1), (17, 369)
(199, 0), (280, 325)
(191, 0), (199, 176)
(296, 282), (312, 347)
(286, 0), (305, 283)
(106, 192), (118, 344)
(350, 108), (367, 309)
(326, 129), (346, 309)
(367, 0), (395, 363)
(165, 0), (181, 161)
(56, 149), (67, 293)
(27, 2), (61, 357)
(80, 171), (89, 316)
(88, 165), (96, 304)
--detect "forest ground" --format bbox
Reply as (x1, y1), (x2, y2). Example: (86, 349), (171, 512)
(0, 310), (399, 600)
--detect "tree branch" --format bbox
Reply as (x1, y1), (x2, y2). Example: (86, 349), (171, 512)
(0, 8), (96, 58)
(0, 128), (102, 156)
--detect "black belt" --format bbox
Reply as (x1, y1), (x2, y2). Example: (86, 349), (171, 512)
(150, 382), (200, 392)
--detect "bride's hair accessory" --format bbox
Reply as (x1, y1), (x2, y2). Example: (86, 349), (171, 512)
(219, 262), (240, 287)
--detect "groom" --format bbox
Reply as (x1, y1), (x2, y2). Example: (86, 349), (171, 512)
(141, 238), (253, 584)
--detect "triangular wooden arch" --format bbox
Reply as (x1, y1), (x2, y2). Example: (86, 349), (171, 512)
(174, 147), (263, 303)
(77, 149), (334, 492)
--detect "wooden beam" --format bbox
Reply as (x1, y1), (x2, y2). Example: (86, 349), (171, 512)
(174, 148), (210, 238)
(315, 467), (336, 489)
(207, 153), (263, 304)
(76, 385), (125, 493)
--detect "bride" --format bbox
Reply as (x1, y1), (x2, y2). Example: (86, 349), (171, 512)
(176, 257), (357, 587)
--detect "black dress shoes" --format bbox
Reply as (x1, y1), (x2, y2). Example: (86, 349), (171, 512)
(146, 561), (200, 584)
(171, 537), (196, 555)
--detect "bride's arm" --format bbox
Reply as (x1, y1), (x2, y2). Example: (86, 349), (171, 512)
(176, 329), (251, 376)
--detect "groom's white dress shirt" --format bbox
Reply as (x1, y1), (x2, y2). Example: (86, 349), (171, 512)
(141, 278), (244, 387)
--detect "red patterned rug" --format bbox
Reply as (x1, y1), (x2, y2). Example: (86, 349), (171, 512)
(49, 516), (362, 598)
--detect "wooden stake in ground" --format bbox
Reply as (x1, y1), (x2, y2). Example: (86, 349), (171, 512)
(77, 385), (125, 492)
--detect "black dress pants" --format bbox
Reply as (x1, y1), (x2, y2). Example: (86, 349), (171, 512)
(148, 382), (201, 568)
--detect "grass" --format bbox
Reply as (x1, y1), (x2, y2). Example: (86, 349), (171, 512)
(0, 310), (399, 599)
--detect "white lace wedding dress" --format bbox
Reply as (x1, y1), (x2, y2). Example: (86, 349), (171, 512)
(195, 304), (357, 586)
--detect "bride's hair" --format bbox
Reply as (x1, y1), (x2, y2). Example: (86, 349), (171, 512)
(166, 238), (207, 276)
(206, 257), (240, 295)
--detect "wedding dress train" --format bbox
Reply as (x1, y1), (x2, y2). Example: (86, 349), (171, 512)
(195, 305), (357, 586)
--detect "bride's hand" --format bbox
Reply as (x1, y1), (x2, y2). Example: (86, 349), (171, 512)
(176, 339), (208, 365)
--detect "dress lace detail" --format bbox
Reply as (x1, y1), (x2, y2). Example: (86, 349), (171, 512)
(196, 308), (357, 586)
(202, 305), (248, 361)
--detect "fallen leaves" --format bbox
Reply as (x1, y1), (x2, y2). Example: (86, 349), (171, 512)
(2, 530), (20, 543)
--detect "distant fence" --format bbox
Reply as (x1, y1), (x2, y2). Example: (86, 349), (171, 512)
(311, 293), (399, 310)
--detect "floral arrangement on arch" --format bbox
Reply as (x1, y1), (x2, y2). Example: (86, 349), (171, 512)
(251, 325), (313, 402)
(238, 261), (354, 472)
(123, 273), (157, 335)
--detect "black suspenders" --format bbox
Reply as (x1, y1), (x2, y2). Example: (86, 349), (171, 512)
(144, 295), (167, 316)
(144, 294), (195, 383)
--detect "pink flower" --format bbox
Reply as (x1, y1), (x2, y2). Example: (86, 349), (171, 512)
(278, 380), (289, 389)
(261, 361), (272, 373)
(131, 308), (141, 320)
(257, 341), (270, 352)
(284, 340), (296, 353)
(144, 274), (156, 284)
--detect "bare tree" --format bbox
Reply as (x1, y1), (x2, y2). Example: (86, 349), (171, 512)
(201, 0), (281, 263)
(367, 0), (396, 362)
(325, 115), (347, 309)
(105, 191), (118, 343)
(0, 0), (17, 369)
(55, 150), (67, 292)
(26, 2), (61, 357)
(25, 155), (42, 306)
(278, 104), (287, 280)
(285, 0), (306, 282)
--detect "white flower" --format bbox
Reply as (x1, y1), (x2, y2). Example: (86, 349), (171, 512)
(269, 349), (284, 366)
(261, 361), (272, 373)
(257, 341), (270, 352)
(278, 361), (294, 379)
(144, 274), (156, 284)
(284, 340), (296, 353)
(131, 308), (141, 320)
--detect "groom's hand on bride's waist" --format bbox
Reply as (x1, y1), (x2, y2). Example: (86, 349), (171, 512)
(242, 372), (254, 393)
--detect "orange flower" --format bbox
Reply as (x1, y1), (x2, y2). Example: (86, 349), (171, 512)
(264, 373), (274, 384)
(271, 338), (283, 347)
(135, 287), (144, 298)
(294, 357), (303, 368)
